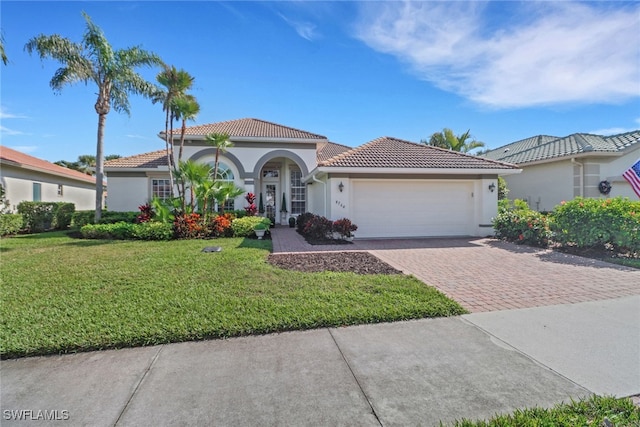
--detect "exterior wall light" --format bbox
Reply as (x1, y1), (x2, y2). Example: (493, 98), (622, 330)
(488, 182), (496, 192)
(338, 181), (344, 192)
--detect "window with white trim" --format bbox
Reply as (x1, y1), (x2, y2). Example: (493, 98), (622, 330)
(210, 162), (235, 212)
(152, 179), (172, 200)
(290, 169), (305, 215)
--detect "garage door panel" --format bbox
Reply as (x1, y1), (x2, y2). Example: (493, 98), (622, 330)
(352, 180), (473, 238)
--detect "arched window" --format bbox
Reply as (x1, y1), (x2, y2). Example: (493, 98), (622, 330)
(209, 162), (236, 212)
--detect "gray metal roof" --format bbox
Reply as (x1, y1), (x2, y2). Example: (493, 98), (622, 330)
(482, 131), (640, 164)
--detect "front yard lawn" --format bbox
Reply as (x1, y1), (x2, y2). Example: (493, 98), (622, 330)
(0, 232), (465, 358)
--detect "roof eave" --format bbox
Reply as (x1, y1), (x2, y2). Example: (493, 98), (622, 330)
(512, 151), (623, 167)
(304, 166), (521, 181)
(158, 133), (328, 145)
(1, 159), (97, 184)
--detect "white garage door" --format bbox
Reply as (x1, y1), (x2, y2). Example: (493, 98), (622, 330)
(352, 180), (474, 238)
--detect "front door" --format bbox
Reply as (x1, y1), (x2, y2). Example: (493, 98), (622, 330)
(262, 182), (278, 223)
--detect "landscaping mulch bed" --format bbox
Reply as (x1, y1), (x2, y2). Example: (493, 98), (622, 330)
(268, 252), (402, 275)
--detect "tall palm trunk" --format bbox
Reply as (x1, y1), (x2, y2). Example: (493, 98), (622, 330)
(164, 109), (174, 199)
(95, 112), (106, 222)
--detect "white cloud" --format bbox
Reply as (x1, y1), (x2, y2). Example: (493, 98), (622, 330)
(279, 13), (319, 41)
(0, 125), (26, 136)
(0, 106), (29, 120)
(125, 134), (149, 140)
(590, 117), (640, 135)
(355, 1), (640, 108)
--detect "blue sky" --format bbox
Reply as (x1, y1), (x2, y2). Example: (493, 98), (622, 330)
(1, 1), (639, 163)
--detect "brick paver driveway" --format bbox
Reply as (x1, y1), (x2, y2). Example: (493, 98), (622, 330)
(271, 227), (640, 313)
(368, 238), (640, 312)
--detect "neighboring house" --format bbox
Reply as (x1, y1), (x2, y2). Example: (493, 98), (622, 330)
(482, 131), (640, 211)
(0, 146), (99, 211)
(105, 118), (519, 238)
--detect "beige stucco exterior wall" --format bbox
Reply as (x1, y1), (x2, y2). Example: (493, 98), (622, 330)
(105, 174), (155, 212)
(504, 147), (640, 211)
(502, 160), (574, 211)
(0, 164), (96, 211)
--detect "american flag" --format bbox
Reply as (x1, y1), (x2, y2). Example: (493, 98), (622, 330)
(623, 158), (640, 198)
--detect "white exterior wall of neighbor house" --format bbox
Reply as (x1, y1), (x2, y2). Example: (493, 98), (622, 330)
(0, 165), (96, 211)
(502, 160), (574, 211)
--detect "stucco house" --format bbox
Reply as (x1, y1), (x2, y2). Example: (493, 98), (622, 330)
(0, 146), (98, 211)
(482, 131), (640, 211)
(105, 118), (519, 238)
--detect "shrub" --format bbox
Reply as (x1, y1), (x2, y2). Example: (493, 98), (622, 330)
(296, 212), (315, 233)
(80, 221), (172, 240)
(493, 199), (552, 247)
(231, 216), (269, 237)
(0, 214), (23, 236)
(173, 213), (205, 239)
(16, 202), (75, 233)
(206, 213), (235, 238)
(52, 203), (75, 230)
(136, 203), (154, 223)
(551, 197), (640, 252)
(303, 215), (333, 240)
(80, 222), (136, 239)
(244, 192), (257, 216)
(72, 210), (139, 227)
(131, 222), (173, 241)
(332, 218), (358, 238)
(71, 211), (96, 227)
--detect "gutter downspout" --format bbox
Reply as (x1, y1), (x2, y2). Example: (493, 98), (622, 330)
(311, 173), (327, 217)
(572, 158), (584, 197)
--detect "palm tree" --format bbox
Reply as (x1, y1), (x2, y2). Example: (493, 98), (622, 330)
(214, 181), (244, 214)
(154, 66), (194, 195)
(178, 160), (213, 213)
(173, 94), (200, 163)
(25, 12), (163, 221)
(1, 33), (8, 65)
(205, 133), (233, 182)
(424, 128), (485, 153)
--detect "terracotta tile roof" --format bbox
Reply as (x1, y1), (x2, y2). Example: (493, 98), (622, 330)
(0, 146), (96, 184)
(319, 136), (518, 169)
(482, 131), (640, 164)
(163, 118), (327, 140)
(317, 141), (352, 163)
(104, 149), (167, 168)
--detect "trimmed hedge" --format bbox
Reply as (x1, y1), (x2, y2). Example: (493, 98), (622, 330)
(231, 216), (270, 237)
(494, 197), (640, 253)
(0, 214), (23, 236)
(17, 202), (75, 233)
(80, 221), (173, 240)
(551, 197), (640, 252)
(72, 210), (139, 227)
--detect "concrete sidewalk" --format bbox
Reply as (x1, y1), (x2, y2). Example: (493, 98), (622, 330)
(2, 296), (638, 426)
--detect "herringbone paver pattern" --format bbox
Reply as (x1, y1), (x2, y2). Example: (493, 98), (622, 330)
(271, 227), (640, 313)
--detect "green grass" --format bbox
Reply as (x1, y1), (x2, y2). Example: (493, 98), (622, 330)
(446, 395), (640, 426)
(0, 231), (466, 358)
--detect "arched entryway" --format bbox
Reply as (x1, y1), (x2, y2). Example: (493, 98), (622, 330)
(253, 151), (309, 225)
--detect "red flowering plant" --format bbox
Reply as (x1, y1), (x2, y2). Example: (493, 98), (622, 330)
(173, 213), (205, 239)
(136, 203), (154, 223)
(244, 192), (257, 216)
(332, 218), (358, 239)
(206, 213), (235, 238)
